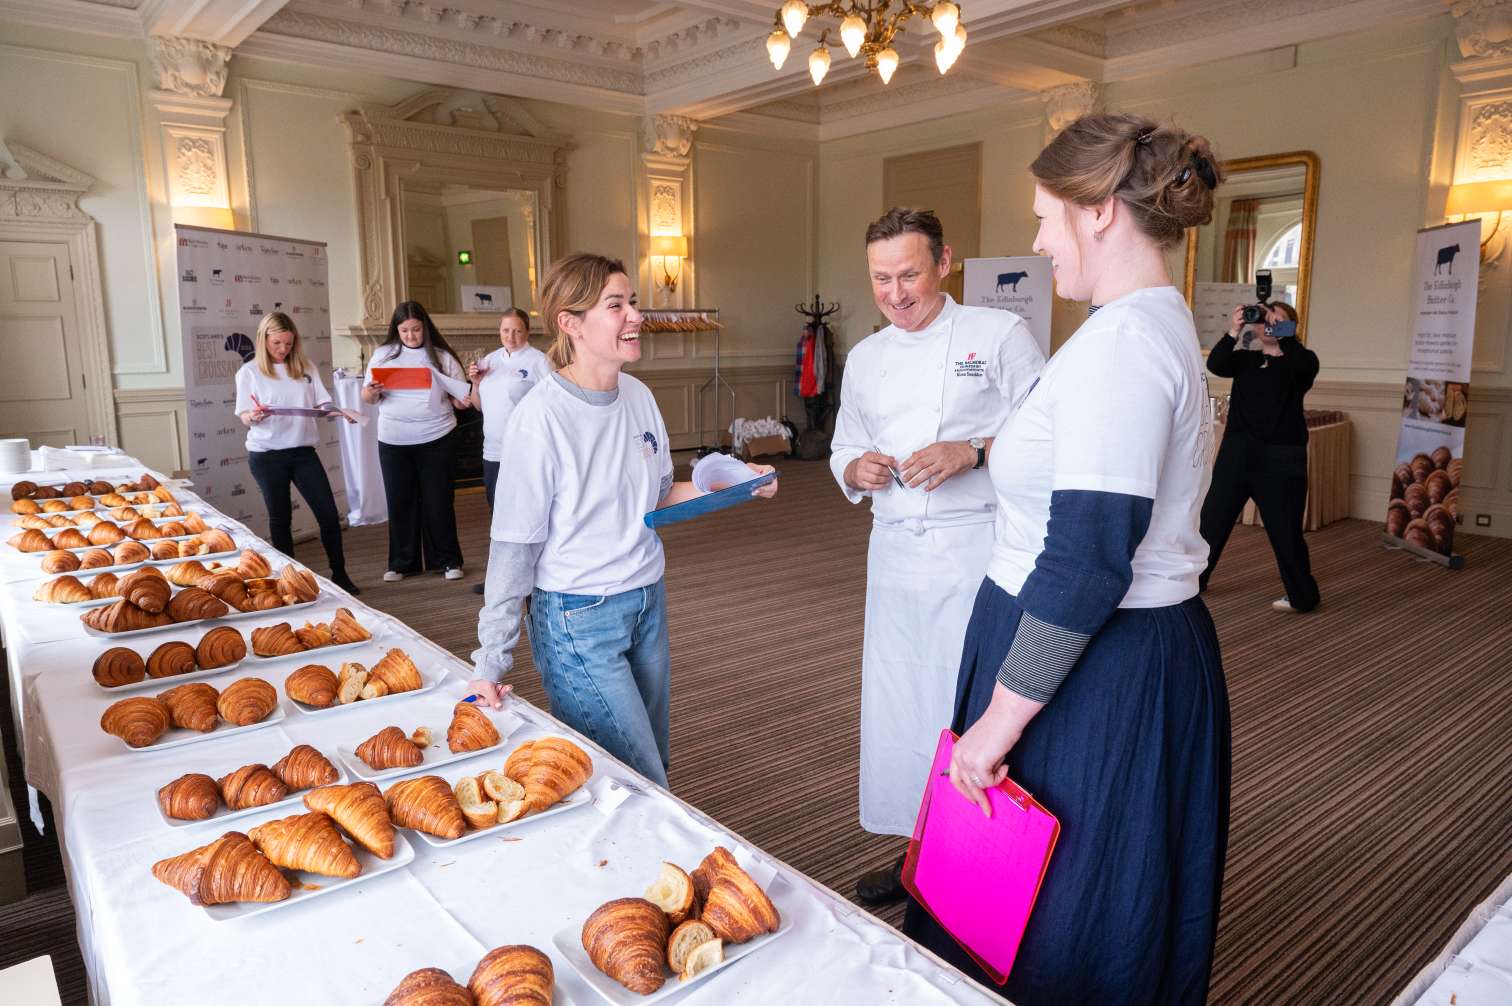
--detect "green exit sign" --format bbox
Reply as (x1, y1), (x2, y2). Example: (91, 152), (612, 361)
(457, 249), (473, 265)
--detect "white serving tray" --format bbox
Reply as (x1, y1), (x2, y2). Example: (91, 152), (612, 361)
(50, 547), (240, 578)
(154, 752), (349, 830)
(287, 663), (444, 715)
(54, 532), (198, 554)
(414, 788), (592, 849)
(81, 598), (318, 640)
(242, 636), (372, 667)
(93, 659), (245, 694)
(202, 830), (416, 922)
(551, 867), (797, 1005)
(336, 709), (520, 783)
(120, 700), (286, 753)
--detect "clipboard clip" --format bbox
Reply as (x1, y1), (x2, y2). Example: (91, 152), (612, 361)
(937, 769), (1034, 811)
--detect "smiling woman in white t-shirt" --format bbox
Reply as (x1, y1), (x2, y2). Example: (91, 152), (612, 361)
(361, 301), (470, 582)
(468, 253), (776, 788)
(234, 312), (359, 594)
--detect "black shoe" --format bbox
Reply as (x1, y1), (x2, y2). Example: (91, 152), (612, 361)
(331, 571), (361, 596)
(855, 854), (907, 906)
(472, 583), (485, 596)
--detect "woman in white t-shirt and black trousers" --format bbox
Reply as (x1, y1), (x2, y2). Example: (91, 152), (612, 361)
(907, 115), (1231, 1005)
(466, 307), (552, 595)
(467, 253), (776, 787)
(361, 301), (470, 582)
(235, 312), (359, 594)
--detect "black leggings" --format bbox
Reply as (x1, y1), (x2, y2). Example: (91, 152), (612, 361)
(378, 429), (463, 573)
(247, 445), (347, 573)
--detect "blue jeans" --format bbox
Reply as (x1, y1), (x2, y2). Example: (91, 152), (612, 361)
(526, 579), (671, 787)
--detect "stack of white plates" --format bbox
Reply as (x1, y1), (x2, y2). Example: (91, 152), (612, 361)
(0, 438), (30, 475)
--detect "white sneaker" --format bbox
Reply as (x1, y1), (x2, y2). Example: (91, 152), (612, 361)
(1271, 597), (1296, 613)
(383, 571), (404, 583)
(444, 566), (464, 581)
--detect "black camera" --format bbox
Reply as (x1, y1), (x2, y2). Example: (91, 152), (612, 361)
(1240, 270), (1273, 324)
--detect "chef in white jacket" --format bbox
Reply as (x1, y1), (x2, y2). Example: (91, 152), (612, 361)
(832, 207), (1045, 905)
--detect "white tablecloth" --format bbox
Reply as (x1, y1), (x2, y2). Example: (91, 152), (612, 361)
(1394, 873), (1512, 1006)
(332, 372), (387, 527)
(0, 460), (1001, 1006)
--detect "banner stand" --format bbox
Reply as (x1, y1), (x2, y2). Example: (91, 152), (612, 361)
(1380, 533), (1466, 570)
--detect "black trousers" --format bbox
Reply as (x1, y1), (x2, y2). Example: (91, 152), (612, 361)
(1199, 433), (1320, 611)
(247, 445), (346, 573)
(378, 429), (463, 573)
(483, 459), (501, 511)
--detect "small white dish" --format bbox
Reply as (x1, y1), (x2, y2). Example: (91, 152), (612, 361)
(242, 637), (372, 667)
(80, 599), (318, 640)
(202, 831), (416, 922)
(413, 788), (592, 848)
(287, 664), (444, 715)
(121, 701), (286, 753)
(154, 752), (348, 829)
(93, 660), (245, 694)
(336, 710), (520, 783)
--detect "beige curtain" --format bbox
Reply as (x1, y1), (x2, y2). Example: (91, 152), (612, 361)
(1221, 198), (1259, 283)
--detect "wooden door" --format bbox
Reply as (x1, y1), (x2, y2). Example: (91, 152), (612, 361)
(471, 216), (514, 289)
(0, 240), (90, 446)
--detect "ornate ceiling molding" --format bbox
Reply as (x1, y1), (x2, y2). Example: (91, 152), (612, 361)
(1450, 0), (1512, 58)
(643, 33), (770, 88)
(642, 114), (699, 159)
(150, 35), (233, 97)
(1041, 80), (1102, 132)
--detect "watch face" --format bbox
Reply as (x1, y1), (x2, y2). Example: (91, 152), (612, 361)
(969, 437), (984, 449)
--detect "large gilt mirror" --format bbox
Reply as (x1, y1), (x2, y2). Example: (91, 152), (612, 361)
(401, 183), (539, 316)
(1179, 151), (1320, 349)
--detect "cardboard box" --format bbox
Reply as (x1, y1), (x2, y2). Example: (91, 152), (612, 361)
(742, 434), (789, 460)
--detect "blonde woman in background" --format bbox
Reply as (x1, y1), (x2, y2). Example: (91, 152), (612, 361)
(235, 311), (360, 594)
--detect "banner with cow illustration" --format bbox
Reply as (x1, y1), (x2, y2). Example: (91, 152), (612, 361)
(1383, 220), (1480, 565)
(174, 225), (343, 540)
(962, 256), (1053, 356)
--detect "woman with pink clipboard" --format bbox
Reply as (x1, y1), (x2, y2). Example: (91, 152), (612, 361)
(904, 114), (1232, 1005)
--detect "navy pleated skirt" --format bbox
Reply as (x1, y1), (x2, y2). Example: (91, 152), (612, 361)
(903, 578), (1231, 1006)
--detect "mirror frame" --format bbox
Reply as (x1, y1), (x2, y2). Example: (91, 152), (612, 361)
(1183, 150), (1321, 344)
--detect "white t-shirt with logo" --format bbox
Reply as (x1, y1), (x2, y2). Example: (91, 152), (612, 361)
(233, 361), (333, 452)
(490, 372), (674, 596)
(829, 294), (1045, 527)
(987, 286), (1214, 607)
(477, 344), (552, 462)
(364, 345), (466, 446)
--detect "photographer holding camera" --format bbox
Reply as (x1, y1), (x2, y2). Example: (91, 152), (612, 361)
(1199, 274), (1321, 613)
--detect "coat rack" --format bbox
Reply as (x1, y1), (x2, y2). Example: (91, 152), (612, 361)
(796, 294), (839, 435)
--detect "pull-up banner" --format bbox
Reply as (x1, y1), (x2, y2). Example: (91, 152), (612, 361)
(962, 256), (1052, 357)
(1383, 219), (1479, 567)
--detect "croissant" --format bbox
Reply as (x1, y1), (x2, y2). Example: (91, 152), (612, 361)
(336, 662), (368, 704)
(167, 586), (229, 623)
(272, 744), (339, 790)
(152, 831), (290, 905)
(370, 648), (423, 694)
(78, 548), (113, 569)
(157, 772), (221, 821)
(40, 549), (80, 573)
(89, 571), (120, 599)
(92, 647), (147, 688)
(10, 498), (39, 514)
(361, 678), (391, 701)
(384, 775), (465, 840)
(58, 480), (85, 496)
(10, 480), (38, 499)
(329, 607), (373, 644)
(67, 494), (93, 510)
(693, 847), (780, 943)
(39, 501), (68, 514)
(157, 521), (187, 538)
(160, 681), (219, 731)
(447, 703), (500, 754)
(504, 738), (593, 813)
(468, 945), (554, 1006)
(285, 664), (338, 707)
(384, 969), (475, 1006)
(167, 560), (210, 587)
(81, 598), (173, 633)
(196, 626), (246, 669)
(87, 521), (125, 546)
(46, 514), (74, 527)
(111, 541), (150, 564)
(247, 589), (286, 612)
(219, 762), (288, 809)
(217, 677), (278, 726)
(667, 919), (720, 979)
(581, 898), (670, 995)
(161, 501), (185, 517)
(32, 485), (60, 499)
(123, 517), (161, 540)
(182, 511), (209, 534)
(105, 506), (138, 522)
(8, 529), (51, 552)
(34, 575), (93, 604)
(278, 565), (319, 605)
(56, 529), (91, 550)
(177, 537), (204, 558)
(100, 695), (169, 747)
(454, 777), (500, 831)
(197, 569), (251, 611)
(295, 622), (334, 650)
(118, 568), (171, 613)
(303, 782), (395, 858)
(201, 528), (236, 554)
(645, 861), (695, 926)
(98, 492), (128, 507)
(147, 640), (198, 679)
(245, 576), (279, 595)
(235, 548), (271, 579)
(249, 811), (360, 878)
(252, 622), (305, 657)
(357, 726), (424, 771)
(16, 515), (51, 529)
(151, 540), (180, 560)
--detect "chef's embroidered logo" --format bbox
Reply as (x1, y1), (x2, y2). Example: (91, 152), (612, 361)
(517, 368), (529, 379)
(954, 352), (986, 377)
(637, 431), (659, 457)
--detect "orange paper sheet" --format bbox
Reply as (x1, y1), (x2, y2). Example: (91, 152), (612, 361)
(372, 367), (431, 390)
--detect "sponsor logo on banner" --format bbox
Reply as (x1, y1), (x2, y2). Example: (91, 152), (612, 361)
(211, 269), (225, 285)
(179, 236), (210, 249)
(181, 269), (198, 282)
(234, 274), (261, 284)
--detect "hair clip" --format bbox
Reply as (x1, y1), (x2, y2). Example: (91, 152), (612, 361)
(1191, 154), (1219, 189)
(1136, 129), (1155, 145)
(1176, 166), (1192, 185)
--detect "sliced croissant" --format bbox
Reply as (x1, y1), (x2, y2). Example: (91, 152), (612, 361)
(216, 677), (277, 726)
(355, 725), (422, 771)
(468, 945), (554, 1006)
(446, 702), (500, 754)
(151, 831), (290, 906)
(200, 528), (236, 554)
(667, 918), (719, 977)
(218, 763), (288, 810)
(100, 695), (169, 747)
(249, 811), (360, 878)
(453, 776), (498, 831)
(646, 861), (696, 926)
(196, 626), (247, 669)
(272, 744), (339, 790)
(303, 781), (395, 858)
(383, 775), (465, 840)
(160, 681), (219, 731)
(335, 661), (367, 705)
(182, 511), (209, 534)
(147, 640), (198, 679)
(285, 664), (338, 707)
(92, 646), (146, 687)
(157, 773), (220, 821)
(581, 898), (669, 995)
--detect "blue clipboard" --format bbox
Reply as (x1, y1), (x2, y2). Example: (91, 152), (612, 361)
(644, 470), (778, 529)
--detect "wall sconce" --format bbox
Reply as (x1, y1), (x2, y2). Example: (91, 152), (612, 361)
(1446, 179), (1512, 266)
(650, 235), (688, 296)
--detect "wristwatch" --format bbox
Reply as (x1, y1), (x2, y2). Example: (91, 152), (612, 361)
(969, 437), (986, 470)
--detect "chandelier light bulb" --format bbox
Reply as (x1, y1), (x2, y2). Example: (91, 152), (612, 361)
(840, 14), (866, 58)
(876, 46), (899, 84)
(767, 28), (791, 69)
(931, 2), (960, 37)
(781, 0), (809, 38)
(934, 39), (956, 74)
(949, 22), (968, 55)
(809, 42), (831, 85)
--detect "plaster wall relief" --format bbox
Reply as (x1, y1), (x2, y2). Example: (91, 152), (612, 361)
(1040, 80), (1103, 135)
(148, 36), (235, 215)
(641, 115), (698, 312)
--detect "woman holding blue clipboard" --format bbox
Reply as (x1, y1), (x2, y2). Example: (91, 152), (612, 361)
(469, 253), (776, 787)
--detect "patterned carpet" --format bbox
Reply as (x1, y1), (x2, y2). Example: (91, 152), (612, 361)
(3, 457), (1509, 1004)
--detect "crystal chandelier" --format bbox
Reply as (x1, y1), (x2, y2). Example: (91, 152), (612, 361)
(766, 1), (967, 86)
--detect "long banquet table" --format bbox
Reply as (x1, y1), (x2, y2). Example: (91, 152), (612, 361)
(0, 460), (1002, 1005)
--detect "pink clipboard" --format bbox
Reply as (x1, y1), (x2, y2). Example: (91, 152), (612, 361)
(902, 729), (1059, 985)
